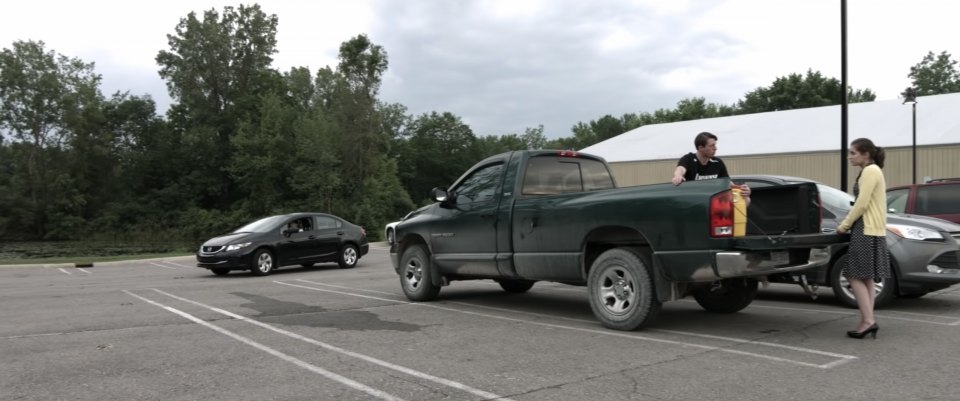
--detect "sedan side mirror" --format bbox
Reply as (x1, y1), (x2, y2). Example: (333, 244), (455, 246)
(430, 187), (449, 203)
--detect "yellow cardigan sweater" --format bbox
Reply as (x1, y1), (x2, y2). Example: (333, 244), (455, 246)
(838, 164), (887, 236)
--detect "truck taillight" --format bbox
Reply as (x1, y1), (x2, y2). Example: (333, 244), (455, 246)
(361, 227), (367, 237)
(710, 191), (734, 237)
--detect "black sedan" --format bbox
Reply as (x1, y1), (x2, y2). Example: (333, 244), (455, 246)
(733, 175), (960, 307)
(196, 213), (369, 276)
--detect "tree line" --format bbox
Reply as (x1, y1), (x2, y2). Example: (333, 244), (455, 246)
(1, 4), (957, 243)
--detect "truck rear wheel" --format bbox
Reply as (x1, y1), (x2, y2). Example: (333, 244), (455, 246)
(587, 248), (660, 331)
(399, 244), (441, 301)
(692, 278), (758, 313)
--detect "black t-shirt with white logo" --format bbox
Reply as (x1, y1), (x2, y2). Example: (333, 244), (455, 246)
(678, 152), (729, 181)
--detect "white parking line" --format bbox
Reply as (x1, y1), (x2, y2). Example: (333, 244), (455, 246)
(148, 262), (178, 270)
(57, 268), (72, 275)
(76, 268), (91, 274)
(148, 288), (514, 401)
(123, 290), (407, 401)
(161, 260), (191, 268)
(282, 279), (856, 369)
(735, 301), (960, 326)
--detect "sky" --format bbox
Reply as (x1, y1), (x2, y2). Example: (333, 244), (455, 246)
(2, 0), (958, 139)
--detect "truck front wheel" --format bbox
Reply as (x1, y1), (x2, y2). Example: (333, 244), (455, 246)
(692, 278), (758, 313)
(399, 244), (441, 301)
(587, 248), (661, 331)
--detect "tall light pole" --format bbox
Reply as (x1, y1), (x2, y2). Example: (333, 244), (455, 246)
(902, 87), (918, 184)
(840, 0), (849, 191)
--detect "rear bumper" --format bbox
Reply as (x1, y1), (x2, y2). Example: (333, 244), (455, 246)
(715, 248), (831, 278)
(655, 247), (832, 282)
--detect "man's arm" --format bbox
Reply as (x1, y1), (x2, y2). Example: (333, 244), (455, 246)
(672, 165), (687, 185)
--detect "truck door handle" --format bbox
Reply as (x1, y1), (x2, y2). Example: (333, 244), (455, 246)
(308, 235), (316, 239)
(337, 231), (344, 235)
(480, 213), (494, 219)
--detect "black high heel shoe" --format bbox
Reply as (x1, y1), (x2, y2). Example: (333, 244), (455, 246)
(846, 323), (879, 339)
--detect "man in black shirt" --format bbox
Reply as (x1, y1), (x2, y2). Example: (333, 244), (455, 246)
(672, 132), (750, 200)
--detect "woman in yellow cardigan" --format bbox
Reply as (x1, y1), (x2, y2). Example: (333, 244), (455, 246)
(836, 138), (890, 339)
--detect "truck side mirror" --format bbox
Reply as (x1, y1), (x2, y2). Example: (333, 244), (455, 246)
(430, 187), (448, 203)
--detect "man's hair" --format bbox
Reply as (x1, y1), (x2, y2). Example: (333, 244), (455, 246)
(694, 132), (718, 149)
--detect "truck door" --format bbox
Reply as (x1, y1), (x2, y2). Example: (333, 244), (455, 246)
(429, 162), (504, 277)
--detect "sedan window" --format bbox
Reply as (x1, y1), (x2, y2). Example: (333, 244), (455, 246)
(316, 216), (338, 230)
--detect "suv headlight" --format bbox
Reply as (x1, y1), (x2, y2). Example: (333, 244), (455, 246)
(887, 224), (943, 241)
(225, 242), (252, 251)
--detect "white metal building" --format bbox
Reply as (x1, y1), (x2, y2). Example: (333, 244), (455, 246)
(582, 93), (960, 190)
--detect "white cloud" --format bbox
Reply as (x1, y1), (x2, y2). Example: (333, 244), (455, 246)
(2, 0), (958, 138)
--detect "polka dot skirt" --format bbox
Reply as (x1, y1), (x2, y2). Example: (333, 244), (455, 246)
(843, 219), (891, 282)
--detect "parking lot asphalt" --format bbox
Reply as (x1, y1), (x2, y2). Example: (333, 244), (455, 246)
(3, 244), (960, 401)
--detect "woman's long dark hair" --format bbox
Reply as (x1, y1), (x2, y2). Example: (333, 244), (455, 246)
(851, 138), (885, 168)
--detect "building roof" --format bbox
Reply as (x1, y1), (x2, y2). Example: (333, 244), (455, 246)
(581, 92), (960, 163)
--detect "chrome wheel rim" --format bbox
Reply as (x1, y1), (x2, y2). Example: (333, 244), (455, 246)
(839, 269), (885, 300)
(403, 258), (423, 291)
(257, 252), (272, 273)
(343, 247), (357, 266)
(596, 265), (637, 316)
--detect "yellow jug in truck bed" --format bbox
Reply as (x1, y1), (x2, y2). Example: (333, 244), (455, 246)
(732, 188), (747, 237)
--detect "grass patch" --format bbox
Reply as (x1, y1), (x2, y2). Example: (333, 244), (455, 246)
(0, 241), (196, 265)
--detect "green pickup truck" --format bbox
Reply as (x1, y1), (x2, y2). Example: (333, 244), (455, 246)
(390, 150), (846, 330)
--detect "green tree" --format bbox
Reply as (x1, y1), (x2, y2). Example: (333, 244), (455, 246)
(0, 40), (102, 239)
(155, 4), (281, 209)
(737, 70), (875, 113)
(908, 51), (960, 95)
(400, 112), (478, 204)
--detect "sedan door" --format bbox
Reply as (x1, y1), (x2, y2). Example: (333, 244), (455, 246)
(307, 215), (343, 262)
(276, 217), (317, 264)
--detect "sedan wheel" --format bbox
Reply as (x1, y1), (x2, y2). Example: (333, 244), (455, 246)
(338, 244), (359, 269)
(250, 249), (274, 276)
(830, 253), (896, 308)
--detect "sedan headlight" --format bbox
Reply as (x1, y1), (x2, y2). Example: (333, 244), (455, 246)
(887, 224), (944, 241)
(225, 242), (253, 251)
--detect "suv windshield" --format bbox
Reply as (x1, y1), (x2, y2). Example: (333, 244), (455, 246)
(233, 216), (286, 233)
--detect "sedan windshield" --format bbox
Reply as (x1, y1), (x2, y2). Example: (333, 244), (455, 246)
(816, 184), (854, 216)
(233, 216), (286, 233)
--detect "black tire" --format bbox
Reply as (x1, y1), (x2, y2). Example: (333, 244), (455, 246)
(211, 268), (230, 276)
(399, 244), (441, 301)
(300, 262), (315, 268)
(587, 247), (661, 331)
(692, 278), (758, 313)
(498, 279), (535, 293)
(338, 244), (359, 269)
(250, 249), (275, 276)
(830, 253), (897, 308)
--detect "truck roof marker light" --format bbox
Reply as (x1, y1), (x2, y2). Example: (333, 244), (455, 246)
(558, 150), (579, 157)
